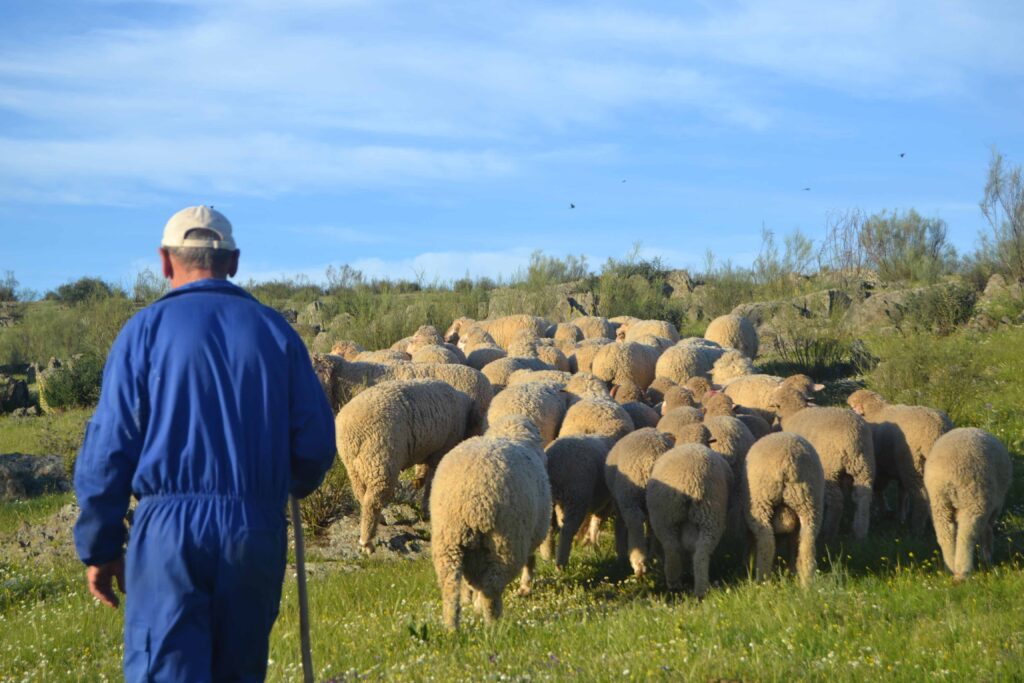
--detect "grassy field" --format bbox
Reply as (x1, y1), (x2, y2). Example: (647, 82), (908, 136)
(2, 326), (1023, 681)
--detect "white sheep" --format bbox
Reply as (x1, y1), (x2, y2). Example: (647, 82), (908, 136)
(710, 349), (758, 386)
(723, 373), (824, 423)
(619, 319), (681, 343)
(567, 337), (614, 373)
(487, 382), (568, 446)
(773, 386), (876, 540)
(336, 379), (481, 553)
(847, 388), (953, 533)
(744, 432), (825, 587)
(646, 443), (733, 595)
(559, 397), (635, 441)
(704, 314), (759, 358)
(924, 428), (1012, 580)
(544, 434), (615, 568)
(654, 342), (724, 384)
(572, 316), (616, 340)
(591, 341), (661, 389)
(430, 415), (551, 629)
(481, 356), (553, 392)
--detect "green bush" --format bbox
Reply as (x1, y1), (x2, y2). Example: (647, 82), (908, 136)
(299, 460), (354, 535)
(45, 277), (123, 304)
(897, 281), (977, 335)
(859, 209), (957, 284)
(762, 312), (875, 381)
(0, 296), (135, 366)
(40, 355), (104, 411)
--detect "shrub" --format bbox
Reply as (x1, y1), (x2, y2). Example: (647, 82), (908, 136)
(40, 355), (104, 411)
(299, 459), (354, 535)
(38, 415), (90, 478)
(979, 148), (1024, 281)
(45, 277), (122, 304)
(0, 271), (18, 302)
(898, 281), (977, 336)
(763, 312), (876, 381)
(859, 209), (956, 284)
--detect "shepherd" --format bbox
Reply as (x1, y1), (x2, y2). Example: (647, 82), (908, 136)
(73, 205), (336, 682)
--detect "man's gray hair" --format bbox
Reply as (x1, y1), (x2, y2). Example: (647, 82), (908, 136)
(166, 229), (236, 274)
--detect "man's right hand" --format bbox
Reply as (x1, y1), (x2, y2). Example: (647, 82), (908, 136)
(87, 557), (126, 609)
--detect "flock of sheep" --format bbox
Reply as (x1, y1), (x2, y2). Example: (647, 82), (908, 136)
(312, 313), (1013, 630)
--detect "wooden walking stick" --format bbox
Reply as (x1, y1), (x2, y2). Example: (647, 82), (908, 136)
(289, 496), (314, 683)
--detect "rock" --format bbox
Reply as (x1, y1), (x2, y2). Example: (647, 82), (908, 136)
(279, 308), (298, 324)
(318, 505), (431, 562)
(2, 502), (81, 563)
(665, 270), (696, 298)
(843, 290), (910, 331)
(0, 375), (31, 413)
(0, 454), (70, 501)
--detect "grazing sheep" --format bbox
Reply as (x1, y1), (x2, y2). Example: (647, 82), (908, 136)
(572, 316), (616, 340)
(559, 397), (635, 441)
(773, 387), (876, 540)
(454, 315), (550, 351)
(405, 325), (445, 353)
(647, 443), (733, 595)
(355, 349), (411, 364)
(656, 407), (704, 441)
(703, 415), (755, 478)
(412, 345), (463, 365)
(621, 401), (661, 429)
(465, 345), (507, 371)
(632, 334), (675, 352)
(662, 385), (698, 414)
(545, 435), (615, 568)
(536, 345), (571, 373)
(487, 382), (568, 446)
(703, 391), (772, 441)
(330, 340), (365, 360)
(646, 376), (678, 405)
(313, 355), (493, 420)
(506, 369), (573, 389)
(710, 349), (758, 386)
(481, 357), (553, 392)
(684, 376), (714, 402)
(924, 428), (1012, 580)
(723, 373), (824, 423)
(655, 343), (725, 384)
(619, 319), (681, 343)
(847, 388), (953, 533)
(605, 428), (677, 576)
(567, 338), (613, 374)
(704, 314), (759, 358)
(744, 432), (825, 586)
(550, 322), (584, 347)
(337, 379), (480, 553)
(430, 416), (551, 629)
(591, 341), (660, 389)
(564, 372), (612, 401)
(610, 380), (645, 404)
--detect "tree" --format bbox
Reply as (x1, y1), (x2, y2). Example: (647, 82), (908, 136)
(979, 148), (1024, 281)
(859, 209), (955, 284)
(0, 271), (17, 302)
(45, 277), (120, 304)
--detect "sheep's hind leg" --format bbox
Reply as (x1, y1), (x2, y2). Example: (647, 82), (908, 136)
(821, 481), (844, 540)
(953, 511), (986, 580)
(929, 495), (957, 574)
(557, 505), (589, 569)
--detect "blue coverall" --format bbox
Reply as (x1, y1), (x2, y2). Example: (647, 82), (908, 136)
(73, 278), (336, 682)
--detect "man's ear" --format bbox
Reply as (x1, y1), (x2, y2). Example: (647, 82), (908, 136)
(228, 250), (240, 278)
(159, 247), (174, 280)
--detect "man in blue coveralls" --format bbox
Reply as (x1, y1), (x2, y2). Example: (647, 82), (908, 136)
(73, 205), (336, 682)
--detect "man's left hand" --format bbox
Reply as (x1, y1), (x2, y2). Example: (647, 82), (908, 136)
(87, 558), (126, 609)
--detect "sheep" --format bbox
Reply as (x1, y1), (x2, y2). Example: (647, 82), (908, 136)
(411, 345), (463, 365)
(506, 369), (573, 389)
(355, 349), (411, 364)
(661, 385), (698, 414)
(924, 428), (1012, 580)
(654, 343), (725, 384)
(610, 380), (645, 404)
(487, 382), (568, 446)
(723, 373), (824, 423)
(744, 432), (825, 586)
(446, 315), (550, 351)
(710, 350), (758, 386)
(703, 391), (772, 441)
(608, 315), (641, 337)
(684, 376), (714, 401)
(337, 379), (480, 554)
(656, 407), (704, 441)
(572, 316), (616, 340)
(559, 397), (635, 441)
(772, 386), (876, 540)
(330, 340), (365, 360)
(537, 345), (571, 373)
(314, 354), (494, 421)
(481, 356), (553, 393)
(465, 345), (507, 371)
(430, 415), (551, 629)
(550, 322), (584, 347)
(646, 376), (678, 405)
(567, 338), (613, 374)
(647, 443), (733, 595)
(847, 388), (953, 533)
(405, 324), (445, 353)
(604, 428), (677, 576)
(619, 319), (681, 343)
(563, 372), (612, 401)
(704, 314), (759, 359)
(591, 341), (660, 389)
(620, 401), (661, 429)
(631, 334), (675, 352)
(544, 434), (615, 569)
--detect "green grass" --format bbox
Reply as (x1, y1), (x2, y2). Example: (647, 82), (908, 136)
(0, 408), (91, 458)
(0, 492), (74, 536)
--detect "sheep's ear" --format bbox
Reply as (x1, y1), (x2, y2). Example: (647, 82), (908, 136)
(812, 383), (825, 392)
(711, 383), (723, 391)
(707, 437), (717, 444)
(610, 384), (620, 398)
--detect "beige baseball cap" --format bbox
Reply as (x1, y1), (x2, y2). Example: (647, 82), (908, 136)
(161, 205), (237, 250)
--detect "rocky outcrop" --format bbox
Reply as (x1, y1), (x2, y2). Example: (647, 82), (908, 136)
(0, 454), (69, 501)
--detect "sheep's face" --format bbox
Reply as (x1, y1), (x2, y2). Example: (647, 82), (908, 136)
(783, 373), (825, 395)
(702, 391), (734, 417)
(769, 386), (810, 418)
(847, 389), (883, 417)
(683, 376), (712, 400)
(444, 317), (473, 344)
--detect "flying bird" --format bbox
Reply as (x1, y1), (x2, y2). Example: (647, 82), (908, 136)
(570, 203), (575, 209)
(802, 187), (811, 191)
(900, 152), (906, 158)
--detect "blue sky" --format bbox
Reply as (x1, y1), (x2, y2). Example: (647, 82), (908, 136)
(2, 0), (1023, 293)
